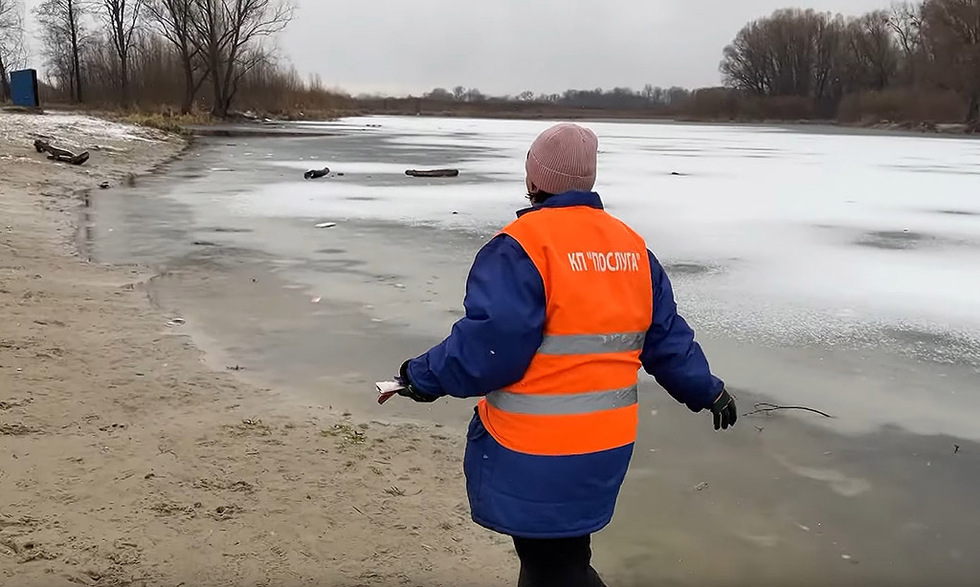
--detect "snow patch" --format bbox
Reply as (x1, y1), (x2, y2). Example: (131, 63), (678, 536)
(0, 111), (167, 150)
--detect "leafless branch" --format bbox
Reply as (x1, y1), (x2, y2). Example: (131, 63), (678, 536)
(34, 0), (88, 102)
(98, 0), (145, 104)
(743, 402), (836, 419)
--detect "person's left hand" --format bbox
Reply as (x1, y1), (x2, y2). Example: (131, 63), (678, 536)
(710, 388), (738, 431)
(397, 361), (439, 403)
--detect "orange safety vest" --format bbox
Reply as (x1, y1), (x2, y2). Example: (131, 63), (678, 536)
(477, 205), (653, 457)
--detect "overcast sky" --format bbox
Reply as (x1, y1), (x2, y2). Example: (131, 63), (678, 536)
(22, 0), (890, 96)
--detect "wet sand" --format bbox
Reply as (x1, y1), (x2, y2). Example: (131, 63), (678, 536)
(0, 113), (515, 587)
(81, 133), (980, 586)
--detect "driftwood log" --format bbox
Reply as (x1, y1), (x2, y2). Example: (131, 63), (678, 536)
(405, 169), (459, 178)
(304, 167), (330, 180)
(33, 139), (90, 166)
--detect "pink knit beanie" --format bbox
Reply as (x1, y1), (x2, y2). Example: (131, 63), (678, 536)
(525, 123), (598, 195)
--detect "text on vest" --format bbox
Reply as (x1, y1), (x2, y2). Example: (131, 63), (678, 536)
(567, 251), (642, 273)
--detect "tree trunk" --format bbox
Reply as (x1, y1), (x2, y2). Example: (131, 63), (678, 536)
(210, 85), (223, 117)
(179, 49), (208, 114)
(0, 53), (10, 102)
(120, 56), (129, 107)
(967, 90), (979, 123)
(221, 93), (233, 118)
(217, 44), (240, 118)
(72, 47), (82, 103)
(68, 1), (83, 103)
(220, 57), (237, 116)
(180, 54), (195, 114)
(210, 60), (227, 117)
(205, 31), (227, 118)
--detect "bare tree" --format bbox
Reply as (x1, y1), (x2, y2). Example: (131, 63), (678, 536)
(35, 0), (87, 103)
(98, 0), (144, 106)
(0, 0), (24, 101)
(641, 84), (655, 102)
(921, 0), (980, 121)
(424, 87), (452, 100)
(721, 8), (910, 117)
(189, 0), (293, 117)
(721, 9), (839, 98)
(721, 17), (774, 95)
(146, 0), (208, 112)
(888, 1), (924, 84)
(812, 13), (848, 115)
(463, 87), (485, 102)
(715, 1), (980, 121)
(666, 86), (690, 105)
(769, 10), (819, 96)
(846, 11), (901, 91)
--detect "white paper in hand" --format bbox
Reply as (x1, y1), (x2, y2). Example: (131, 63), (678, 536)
(375, 380), (404, 405)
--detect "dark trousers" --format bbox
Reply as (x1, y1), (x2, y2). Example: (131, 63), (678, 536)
(512, 535), (607, 587)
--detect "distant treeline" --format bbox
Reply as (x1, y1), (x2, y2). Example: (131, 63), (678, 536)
(412, 85), (693, 111)
(353, 86), (692, 121)
(1, 0), (977, 125)
(368, 0), (980, 125)
(716, 0), (980, 124)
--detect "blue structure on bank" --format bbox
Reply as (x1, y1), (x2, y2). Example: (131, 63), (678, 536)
(10, 69), (40, 108)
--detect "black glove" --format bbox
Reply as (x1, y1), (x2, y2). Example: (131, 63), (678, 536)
(397, 361), (439, 403)
(710, 388), (738, 431)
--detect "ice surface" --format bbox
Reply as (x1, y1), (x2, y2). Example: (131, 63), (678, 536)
(91, 115), (980, 439)
(122, 114), (973, 364)
(228, 116), (980, 340)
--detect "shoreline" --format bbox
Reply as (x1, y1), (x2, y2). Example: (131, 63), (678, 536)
(191, 117), (980, 145)
(0, 113), (513, 586)
(36, 104), (975, 140)
(73, 139), (195, 264)
(264, 111), (980, 138)
(23, 101), (976, 138)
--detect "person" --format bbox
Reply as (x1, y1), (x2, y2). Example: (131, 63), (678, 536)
(394, 122), (738, 587)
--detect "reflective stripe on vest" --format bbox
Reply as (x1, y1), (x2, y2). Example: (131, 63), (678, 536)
(537, 332), (646, 356)
(476, 205), (653, 457)
(486, 385), (638, 416)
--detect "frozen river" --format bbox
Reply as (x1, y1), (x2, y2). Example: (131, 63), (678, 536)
(247, 117), (980, 337)
(87, 117), (980, 585)
(91, 116), (980, 434)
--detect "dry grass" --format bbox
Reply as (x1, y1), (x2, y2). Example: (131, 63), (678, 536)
(679, 89), (819, 122)
(116, 111), (213, 134)
(837, 89), (967, 124)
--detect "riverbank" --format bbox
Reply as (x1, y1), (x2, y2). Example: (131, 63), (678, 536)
(0, 112), (513, 586)
(26, 102), (978, 139)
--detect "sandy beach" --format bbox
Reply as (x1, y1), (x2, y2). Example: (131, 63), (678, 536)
(0, 114), (513, 587)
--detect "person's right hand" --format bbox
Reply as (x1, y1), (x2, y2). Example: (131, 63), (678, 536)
(710, 389), (738, 431)
(397, 361), (440, 403)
